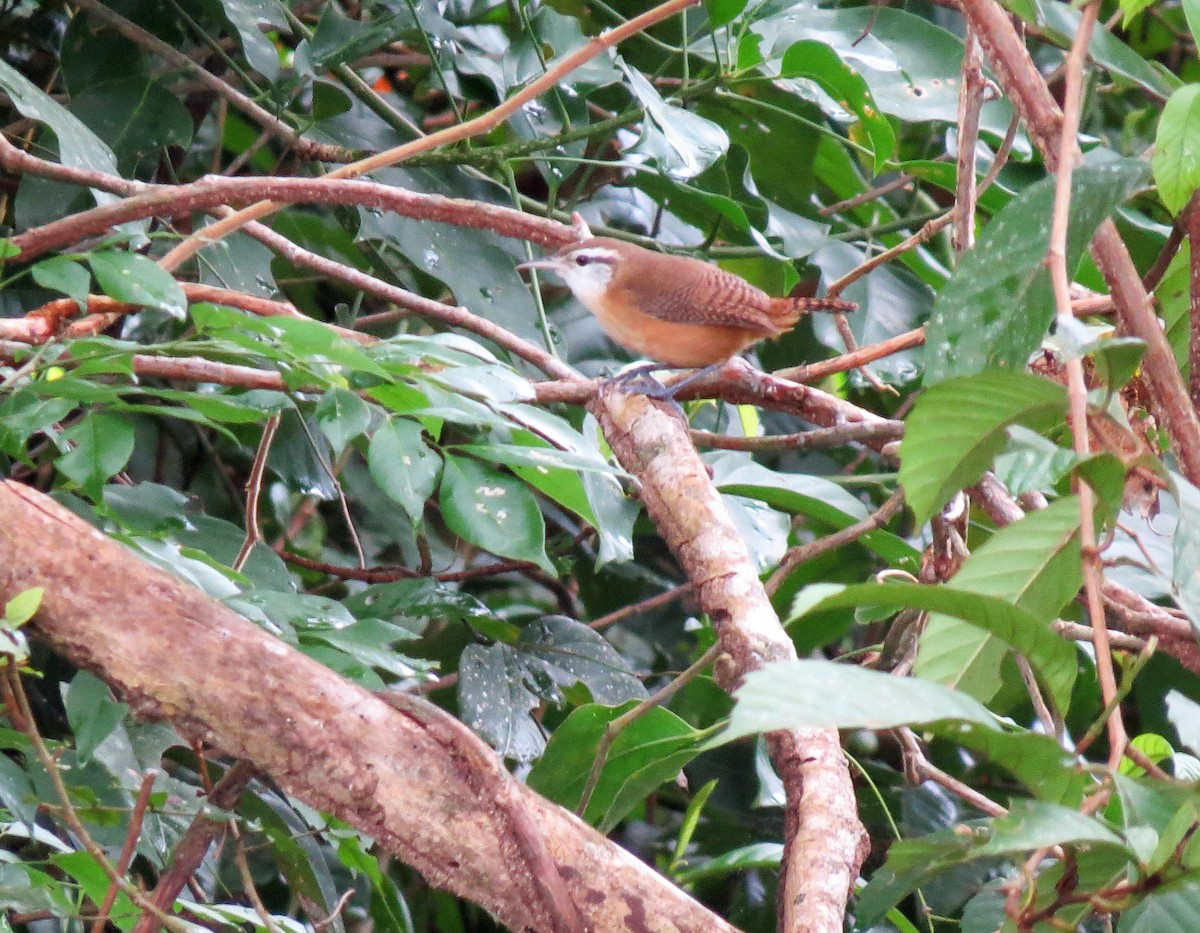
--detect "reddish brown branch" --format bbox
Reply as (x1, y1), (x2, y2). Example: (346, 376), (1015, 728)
(7, 175), (575, 265)
(589, 388), (868, 933)
(130, 761), (259, 933)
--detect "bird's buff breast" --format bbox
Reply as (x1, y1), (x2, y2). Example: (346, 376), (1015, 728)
(580, 292), (760, 368)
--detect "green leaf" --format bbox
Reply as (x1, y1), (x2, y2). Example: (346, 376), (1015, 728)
(779, 40), (895, 172)
(715, 457), (920, 568)
(993, 426), (1080, 497)
(900, 371), (1068, 525)
(721, 659), (996, 741)
(65, 672), (129, 762)
(32, 256), (91, 308)
(797, 578), (1077, 711)
(516, 616), (647, 706)
(527, 702), (703, 832)
(621, 65), (729, 180)
(56, 411), (136, 498)
(1186, 0), (1200, 46)
(1118, 0), (1156, 27)
(1170, 471), (1200, 628)
(674, 842), (784, 883)
(858, 801), (1127, 927)
(439, 455), (552, 572)
(305, 3), (415, 71)
(915, 497), (1082, 708)
(217, 0), (287, 81)
(88, 251), (187, 317)
(51, 851), (138, 930)
(316, 386), (372, 453)
(975, 800), (1127, 856)
(4, 587), (44, 626)
(0, 58), (119, 196)
(458, 642), (545, 761)
(924, 160), (1149, 382)
(704, 0), (748, 27)
(368, 418), (442, 525)
(1120, 877), (1200, 933)
(1153, 85), (1200, 214)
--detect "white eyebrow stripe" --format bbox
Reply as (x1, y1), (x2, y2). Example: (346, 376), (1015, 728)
(571, 248), (620, 263)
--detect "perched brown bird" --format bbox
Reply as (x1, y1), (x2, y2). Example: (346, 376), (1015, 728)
(518, 236), (855, 369)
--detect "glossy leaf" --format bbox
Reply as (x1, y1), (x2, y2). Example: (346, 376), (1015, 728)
(439, 454), (552, 572)
(88, 251), (187, 318)
(721, 659), (996, 741)
(368, 418), (442, 525)
(794, 578), (1077, 710)
(924, 160), (1148, 382)
(900, 371), (1068, 525)
(316, 386), (373, 453)
(527, 702), (702, 832)
(915, 497), (1081, 708)
(779, 40), (895, 172)
(0, 57), (119, 198)
(1153, 84), (1200, 214)
(32, 256), (90, 308)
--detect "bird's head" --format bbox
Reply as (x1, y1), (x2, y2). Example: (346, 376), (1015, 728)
(517, 238), (625, 304)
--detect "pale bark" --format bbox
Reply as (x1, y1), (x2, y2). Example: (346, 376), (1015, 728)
(0, 480), (740, 933)
(591, 389), (870, 933)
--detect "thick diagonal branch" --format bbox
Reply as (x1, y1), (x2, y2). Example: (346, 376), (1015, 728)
(0, 480), (738, 933)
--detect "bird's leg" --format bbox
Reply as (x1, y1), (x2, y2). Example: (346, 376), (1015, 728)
(658, 360), (729, 398)
(602, 361), (669, 395)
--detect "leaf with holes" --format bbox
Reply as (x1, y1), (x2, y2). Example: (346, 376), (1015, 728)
(924, 160), (1148, 382)
(368, 418), (442, 525)
(439, 455), (552, 573)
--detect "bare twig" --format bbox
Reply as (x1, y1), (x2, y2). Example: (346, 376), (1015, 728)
(234, 414), (281, 572)
(953, 32), (986, 254)
(157, 0), (701, 271)
(1044, 0), (1126, 769)
(90, 770), (159, 933)
(690, 421), (903, 452)
(766, 489), (906, 595)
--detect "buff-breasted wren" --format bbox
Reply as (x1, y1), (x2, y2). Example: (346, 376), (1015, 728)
(518, 237), (855, 369)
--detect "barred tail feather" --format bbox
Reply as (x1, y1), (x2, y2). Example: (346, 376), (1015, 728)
(767, 295), (858, 329)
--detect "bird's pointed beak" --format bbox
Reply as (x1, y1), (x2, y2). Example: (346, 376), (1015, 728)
(516, 256), (559, 273)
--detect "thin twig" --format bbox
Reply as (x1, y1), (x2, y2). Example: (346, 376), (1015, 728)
(1044, 0), (1126, 770)
(156, 0), (701, 271)
(234, 414), (280, 572)
(953, 31), (986, 254)
(765, 489), (906, 594)
(90, 770), (159, 933)
(898, 728), (1007, 817)
(690, 421), (903, 451)
(229, 817), (285, 933)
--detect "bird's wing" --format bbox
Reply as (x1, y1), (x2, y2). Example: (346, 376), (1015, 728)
(623, 265), (780, 334)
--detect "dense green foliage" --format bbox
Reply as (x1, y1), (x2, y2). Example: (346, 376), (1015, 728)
(1, 0), (1200, 931)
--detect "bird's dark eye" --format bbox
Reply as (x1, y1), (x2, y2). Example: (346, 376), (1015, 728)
(573, 254), (592, 266)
